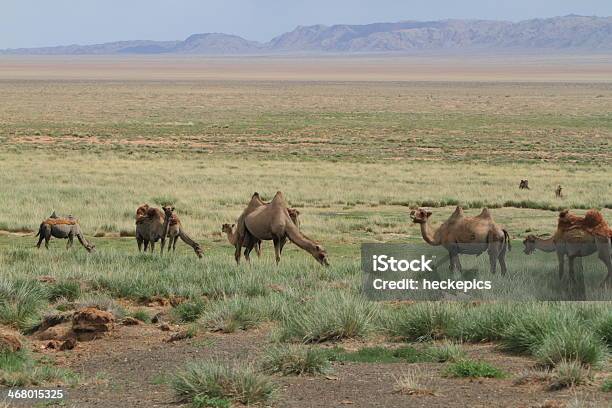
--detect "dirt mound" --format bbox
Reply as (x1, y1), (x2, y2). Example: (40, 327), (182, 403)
(0, 329), (22, 352)
(558, 209), (612, 238)
(73, 307), (115, 333)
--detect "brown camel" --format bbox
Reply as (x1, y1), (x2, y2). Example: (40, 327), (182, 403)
(519, 180), (530, 190)
(161, 206), (203, 258)
(135, 204), (169, 254)
(224, 206), (300, 258)
(239, 191), (329, 266)
(36, 215), (95, 253)
(410, 206), (510, 275)
(555, 185), (563, 198)
(547, 209), (612, 287)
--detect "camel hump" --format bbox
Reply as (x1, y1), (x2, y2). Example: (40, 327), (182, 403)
(477, 208), (492, 219)
(271, 191), (288, 207)
(43, 218), (77, 226)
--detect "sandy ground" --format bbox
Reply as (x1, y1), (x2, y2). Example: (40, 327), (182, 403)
(0, 54), (611, 82)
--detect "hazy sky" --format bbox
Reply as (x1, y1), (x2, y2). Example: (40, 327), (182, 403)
(2, 0), (611, 48)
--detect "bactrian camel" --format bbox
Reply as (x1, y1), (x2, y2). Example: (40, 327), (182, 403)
(236, 191), (329, 266)
(135, 204), (169, 254)
(410, 206), (510, 275)
(161, 206), (203, 258)
(223, 206), (300, 258)
(36, 215), (95, 253)
(524, 209), (612, 287)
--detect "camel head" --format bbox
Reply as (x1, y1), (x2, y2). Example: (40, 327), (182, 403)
(410, 208), (432, 224)
(221, 223), (235, 234)
(85, 243), (96, 253)
(522, 235), (538, 254)
(194, 244), (204, 259)
(288, 208), (301, 227)
(312, 243), (329, 266)
(162, 205), (175, 217)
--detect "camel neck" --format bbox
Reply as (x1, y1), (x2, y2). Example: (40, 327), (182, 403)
(420, 221), (440, 246)
(536, 237), (556, 252)
(285, 221), (317, 251)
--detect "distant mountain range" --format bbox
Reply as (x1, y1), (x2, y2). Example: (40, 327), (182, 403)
(3, 15), (612, 55)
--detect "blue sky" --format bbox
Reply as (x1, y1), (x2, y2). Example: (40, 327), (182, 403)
(2, 0), (611, 48)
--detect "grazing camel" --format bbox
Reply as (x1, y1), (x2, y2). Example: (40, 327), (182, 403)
(519, 180), (530, 190)
(240, 191), (329, 266)
(36, 216), (95, 253)
(223, 206), (300, 258)
(410, 206), (510, 275)
(135, 204), (169, 254)
(161, 206), (203, 258)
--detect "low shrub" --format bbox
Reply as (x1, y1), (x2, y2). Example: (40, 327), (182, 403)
(276, 291), (379, 343)
(549, 360), (590, 390)
(171, 299), (206, 323)
(171, 361), (276, 406)
(261, 345), (330, 376)
(202, 297), (264, 333)
(385, 302), (459, 342)
(444, 360), (506, 379)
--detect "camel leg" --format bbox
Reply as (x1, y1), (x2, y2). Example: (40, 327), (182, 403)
(279, 237), (287, 255)
(44, 230), (51, 250)
(273, 238), (281, 265)
(172, 236), (178, 252)
(36, 232), (45, 249)
(66, 235), (73, 250)
(149, 241), (155, 253)
(488, 244), (500, 275)
(159, 238), (165, 255)
(498, 241), (508, 276)
(448, 251), (460, 273)
(137, 236), (143, 252)
(255, 241), (262, 257)
(567, 256), (577, 284)
(244, 239), (256, 263)
(143, 240), (149, 252)
(556, 251), (565, 280)
(595, 238), (612, 287)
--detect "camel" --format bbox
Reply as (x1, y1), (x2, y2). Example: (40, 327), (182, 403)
(223, 223), (262, 257)
(135, 204), (169, 254)
(36, 215), (95, 253)
(223, 206), (300, 258)
(161, 206), (203, 258)
(239, 191), (329, 266)
(553, 210), (612, 287)
(519, 180), (530, 190)
(555, 185), (563, 198)
(523, 232), (600, 283)
(410, 206), (510, 275)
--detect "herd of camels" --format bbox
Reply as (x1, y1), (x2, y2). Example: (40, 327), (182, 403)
(33, 191), (612, 287)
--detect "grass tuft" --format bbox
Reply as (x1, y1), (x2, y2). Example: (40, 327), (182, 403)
(171, 361), (276, 406)
(261, 345), (331, 376)
(534, 326), (607, 367)
(444, 360), (506, 379)
(548, 360), (590, 390)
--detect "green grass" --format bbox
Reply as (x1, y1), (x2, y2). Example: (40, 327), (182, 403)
(171, 361), (276, 406)
(261, 345), (331, 376)
(129, 308), (151, 323)
(602, 378), (612, 392)
(322, 346), (431, 364)
(444, 360), (506, 379)
(0, 350), (78, 387)
(171, 299), (206, 323)
(534, 326), (607, 367)
(276, 291), (380, 343)
(549, 360), (591, 390)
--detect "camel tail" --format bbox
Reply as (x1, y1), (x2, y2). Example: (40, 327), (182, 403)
(503, 229), (511, 252)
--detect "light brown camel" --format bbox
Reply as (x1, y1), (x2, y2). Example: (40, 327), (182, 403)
(36, 215), (95, 253)
(410, 206), (510, 275)
(240, 191), (329, 266)
(224, 206), (300, 258)
(161, 206), (203, 258)
(135, 204), (169, 254)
